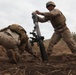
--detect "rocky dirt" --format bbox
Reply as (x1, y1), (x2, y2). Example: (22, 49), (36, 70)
(0, 39), (76, 75)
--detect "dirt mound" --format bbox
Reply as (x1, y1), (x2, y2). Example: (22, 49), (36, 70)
(0, 39), (76, 75)
(0, 54), (76, 75)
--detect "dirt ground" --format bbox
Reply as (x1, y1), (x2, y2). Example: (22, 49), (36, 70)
(0, 53), (76, 75)
(0, 39), (76, 75)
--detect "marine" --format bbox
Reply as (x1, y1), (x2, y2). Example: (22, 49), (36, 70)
(33, 1), (76, 56)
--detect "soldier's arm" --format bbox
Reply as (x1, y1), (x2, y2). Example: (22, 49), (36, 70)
(35, 10), (55, 22)
(35, 10), (54, 17)
(37, 16), (49, 22)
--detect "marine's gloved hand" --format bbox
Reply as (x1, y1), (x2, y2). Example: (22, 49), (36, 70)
(32, 10), (42, 15)
(32, 12), (36, 15)
(32, 11), (39, 22)
(35, 10), (41, 15)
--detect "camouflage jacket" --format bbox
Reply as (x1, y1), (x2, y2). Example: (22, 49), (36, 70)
(38, 9), (67, 32)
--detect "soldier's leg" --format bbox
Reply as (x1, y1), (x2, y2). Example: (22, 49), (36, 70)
(19, 38), (33, 54)
(7, 47), (21, 64)
(61, 29), (76, 54)
(47, 32), (61, 55)
(7, 49), (18, 64)
(19, 44), (26, 54)
(14, 47), (21, 60)
(19, 33), (32, 54)
(25, 40), (33, 53)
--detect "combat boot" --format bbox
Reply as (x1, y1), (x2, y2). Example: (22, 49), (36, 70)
(7, 49), (20, 64)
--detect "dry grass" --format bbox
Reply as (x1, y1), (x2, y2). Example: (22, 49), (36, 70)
(32, 38), (73, 55)
(0, 34), (76, 75)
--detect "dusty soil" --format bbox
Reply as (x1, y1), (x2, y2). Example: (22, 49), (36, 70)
(0, 54), (76, 75)
(0, 39), (76, 75)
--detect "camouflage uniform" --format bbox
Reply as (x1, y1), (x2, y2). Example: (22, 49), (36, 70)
(37, 9), (76, 55)
(0, 24), (33, 63)
(8, 24), (29, 54)
(4, 24), (33, 63)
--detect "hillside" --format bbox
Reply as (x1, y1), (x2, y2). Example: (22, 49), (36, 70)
(32, 38), (72, 55)
(0, 34), (76, 75)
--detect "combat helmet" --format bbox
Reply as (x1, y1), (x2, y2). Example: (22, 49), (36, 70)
(46, 1), (56, 8)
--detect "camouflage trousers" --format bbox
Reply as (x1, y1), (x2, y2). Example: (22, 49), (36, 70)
(47, 28), (76, 55)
